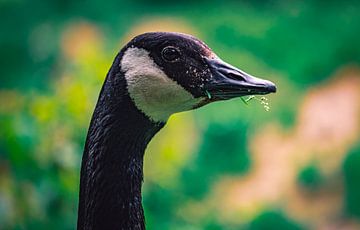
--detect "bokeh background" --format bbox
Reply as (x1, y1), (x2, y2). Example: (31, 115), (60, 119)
(1, 0), (360, 229)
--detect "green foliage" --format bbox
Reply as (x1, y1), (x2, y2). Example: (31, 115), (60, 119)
(248, 210), (304, 230)
(343, 144), (360, 218)
(297, 163), (323, 190)
(181, 122), (250, 199)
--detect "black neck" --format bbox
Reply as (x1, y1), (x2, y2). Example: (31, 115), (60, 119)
(77, 54), (164, 230)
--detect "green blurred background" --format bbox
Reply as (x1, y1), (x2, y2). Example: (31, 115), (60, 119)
(1, 0), (360, 229)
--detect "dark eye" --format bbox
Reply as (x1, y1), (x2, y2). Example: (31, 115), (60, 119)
(161, 46), (181, 62)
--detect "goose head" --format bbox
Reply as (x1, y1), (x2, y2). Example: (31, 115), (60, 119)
(120, 32), (276, 122)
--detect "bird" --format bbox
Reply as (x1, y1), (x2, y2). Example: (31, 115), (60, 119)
(77, 32), (276, 230)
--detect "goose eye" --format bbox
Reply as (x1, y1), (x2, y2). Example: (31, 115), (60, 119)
(161, 47), (181, 62)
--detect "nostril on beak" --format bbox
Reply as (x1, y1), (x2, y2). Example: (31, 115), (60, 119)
(217, 67), (246, 82)
(225, 72), (245, 81)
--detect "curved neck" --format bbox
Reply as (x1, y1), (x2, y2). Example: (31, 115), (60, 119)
(77, 54), (164, 230)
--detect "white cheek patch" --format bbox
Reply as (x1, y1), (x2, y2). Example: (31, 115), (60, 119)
(121, 47), (203, 122)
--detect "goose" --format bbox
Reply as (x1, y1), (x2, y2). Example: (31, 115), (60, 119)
(77, 32), (276, 230)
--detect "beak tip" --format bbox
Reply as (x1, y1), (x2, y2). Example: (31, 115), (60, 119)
(267, 82), (277, 93)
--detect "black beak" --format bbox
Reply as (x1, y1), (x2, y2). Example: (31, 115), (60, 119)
(203, 57), (276, 100)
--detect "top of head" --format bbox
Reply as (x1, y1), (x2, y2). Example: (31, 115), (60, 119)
(120, 32), (215, 122)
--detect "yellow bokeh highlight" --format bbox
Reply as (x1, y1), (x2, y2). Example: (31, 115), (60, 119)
(29, 95), (57, 123)
(145, 113), (199, 188)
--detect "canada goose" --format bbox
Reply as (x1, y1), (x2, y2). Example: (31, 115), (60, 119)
(77, 32), (276, 230)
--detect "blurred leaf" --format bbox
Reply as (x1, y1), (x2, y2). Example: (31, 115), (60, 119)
(297, 163), (323, 190)
(343, 143), (360, 218)
(248, 210), (304, 230)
